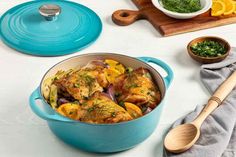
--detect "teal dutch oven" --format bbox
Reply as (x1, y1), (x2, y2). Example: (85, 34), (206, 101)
(29, 53), (173, 153)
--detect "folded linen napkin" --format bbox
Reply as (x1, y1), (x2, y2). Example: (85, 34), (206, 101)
(163, 49), (236, 157)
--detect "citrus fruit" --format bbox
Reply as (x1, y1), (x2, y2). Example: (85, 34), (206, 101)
(57, 103), (80, 120)
(105, 59), (125, 74)
(104, 68), (122, 84)
(222, 0), (235, 15)
(211, 0), (226, 16)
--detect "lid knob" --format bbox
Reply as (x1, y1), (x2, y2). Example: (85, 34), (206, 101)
(39, 4), (61, 21)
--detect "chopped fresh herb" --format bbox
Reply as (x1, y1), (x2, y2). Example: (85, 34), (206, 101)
(74, 83), (80, 88)
(119, 101), (125, 108)
(126, 67), (133, 73)
(161, 0), (201, 13)
(111, 112), (116, 117)
(141, 106), (147, 113)
(87, 107), (95, 112)
(81, 102), (87, 106)
(54, 77), (59, 81)
(86, 76), (95, 85)
(126, 83), (139, 89)
(80, 74), (95, 86)
(115, 92), (121, 97)
(190, 40), (227, 58)
(144, 73), (151, 79)
(83, 96), (89, 100)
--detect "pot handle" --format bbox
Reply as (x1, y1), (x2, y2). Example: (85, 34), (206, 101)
(138, 57), (173, 88)
(29, 87), (74, 122)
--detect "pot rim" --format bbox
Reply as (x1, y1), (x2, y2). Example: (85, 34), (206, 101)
(39, 52), (169, 126)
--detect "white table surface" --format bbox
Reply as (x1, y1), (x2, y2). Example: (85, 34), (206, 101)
(1, 0), (236, 157)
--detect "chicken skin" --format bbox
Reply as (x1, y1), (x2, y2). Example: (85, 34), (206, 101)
(54, 66), (108, 102)
(76, 92), (133, 123)
(113, 67), (161, 109)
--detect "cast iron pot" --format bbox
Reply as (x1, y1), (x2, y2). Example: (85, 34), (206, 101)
(29, 53), (173, 153)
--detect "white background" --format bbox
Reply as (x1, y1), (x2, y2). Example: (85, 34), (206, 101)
(1, 0), (236, 157)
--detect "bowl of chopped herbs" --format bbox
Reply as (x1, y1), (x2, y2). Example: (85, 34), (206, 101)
(152, 0), (212, 19)
(187, 36), (230, 64)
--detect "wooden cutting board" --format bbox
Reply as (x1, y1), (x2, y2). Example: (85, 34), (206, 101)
(112, 0), (236, 36)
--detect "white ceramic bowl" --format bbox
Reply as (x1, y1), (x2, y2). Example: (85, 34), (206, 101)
(152, 0), (212, 19)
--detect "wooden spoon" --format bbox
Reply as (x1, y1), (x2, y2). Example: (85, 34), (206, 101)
(164, 71), (236, 153)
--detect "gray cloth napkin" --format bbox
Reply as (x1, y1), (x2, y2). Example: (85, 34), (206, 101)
(163, 50), (236, 157)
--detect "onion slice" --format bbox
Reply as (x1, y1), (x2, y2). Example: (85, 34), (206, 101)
(106, 85), (117, 102)
(144, 107), (152, 115)
(83, 60), (107, 69)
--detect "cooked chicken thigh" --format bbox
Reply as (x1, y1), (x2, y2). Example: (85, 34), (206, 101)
(76, 92), (133, 123)
(54, 66), (108, 102)
(113, 67), (161, 109)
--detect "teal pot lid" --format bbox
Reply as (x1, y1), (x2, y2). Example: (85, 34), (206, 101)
(0, 0), (102, 56)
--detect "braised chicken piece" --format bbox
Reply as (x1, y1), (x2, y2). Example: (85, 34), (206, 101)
(75, 92), (132, 123)
(113, 67), (161, 109)
(54, 66), (108, 103)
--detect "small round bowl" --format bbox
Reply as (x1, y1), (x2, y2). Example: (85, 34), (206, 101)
(152, 0), (212, 19)
(187, 36), (231, 64)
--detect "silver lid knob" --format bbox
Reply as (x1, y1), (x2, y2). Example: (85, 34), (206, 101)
(39, 4), (61, 21)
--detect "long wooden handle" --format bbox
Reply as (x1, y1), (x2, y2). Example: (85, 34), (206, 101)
(112, 9), (144, 26)
(193, 71), (236, 127)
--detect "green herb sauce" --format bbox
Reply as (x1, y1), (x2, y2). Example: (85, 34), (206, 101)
(161, 0), (202, 13)
(190, 40), (227, 57)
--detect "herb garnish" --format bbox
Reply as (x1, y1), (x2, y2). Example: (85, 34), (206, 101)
(119, 101), (125, 108)
(161, 0), (201, 13)
(83, 74), (95, 86)
(141, 106), (147, 113)
(74, 83), (80, 88)
(190, 40), (226, 57)
(87, 107), (95, 112)
(127, 83), (139, 89)
(144, 73), (151, 78)
(111, 112), (116, 117)
(81, 102), (87, 106)
(126, 67), (133, 73)
(115, 92), (121, 97)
